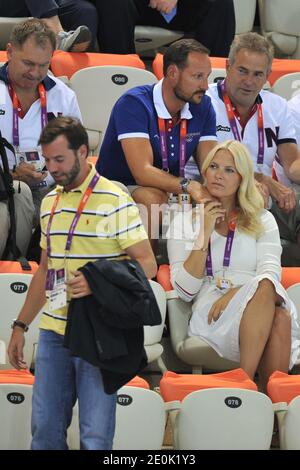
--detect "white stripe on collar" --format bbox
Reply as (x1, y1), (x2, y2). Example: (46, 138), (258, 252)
(153, 79), (193, 120)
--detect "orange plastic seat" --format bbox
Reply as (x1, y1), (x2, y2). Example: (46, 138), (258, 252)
(267, 371), (300, 404)
(157, 263), (300, 292)
(0, 51), (7, 63)
(152, 53), (300, 86)
(125, 376), (150, 389)
(0, 261), (38, 274)
(281, 267), (300, 289)
(0, 369), (34, 385)
(160, 368), (257, 403)
(87, 155), (98, 166)
(50, 51), (145, 80)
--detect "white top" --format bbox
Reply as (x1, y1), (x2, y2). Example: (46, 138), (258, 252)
(0, 69), (82, 190)
(167, 208), (300, 367)
(288, 92), (300, 148)
(185, 83), (297, 187)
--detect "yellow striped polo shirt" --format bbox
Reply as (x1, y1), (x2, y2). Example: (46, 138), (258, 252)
(39, 164), (148, 335)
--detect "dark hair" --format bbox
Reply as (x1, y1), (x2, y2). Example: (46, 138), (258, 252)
(163, 38), (210, 76)
(10, 18), (56, 52)
(39, 116), (89, 153)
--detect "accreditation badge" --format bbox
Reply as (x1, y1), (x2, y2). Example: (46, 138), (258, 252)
(47, 268), (67, 311)
(216, 276), (232, 291)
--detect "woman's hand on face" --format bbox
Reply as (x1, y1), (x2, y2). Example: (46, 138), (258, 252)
(203, 199), (226, 237)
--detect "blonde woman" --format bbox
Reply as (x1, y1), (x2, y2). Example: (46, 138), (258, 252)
(167, 140), (299, 391)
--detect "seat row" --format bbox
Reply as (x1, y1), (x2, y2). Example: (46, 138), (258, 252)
(1, 367), (300, 450)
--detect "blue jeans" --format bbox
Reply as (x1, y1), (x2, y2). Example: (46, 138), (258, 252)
(31, 329), (116, 450)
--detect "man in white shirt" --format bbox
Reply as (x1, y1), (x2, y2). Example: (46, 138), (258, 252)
(0, 18), (82, 259)
(186, 32), (300, 260)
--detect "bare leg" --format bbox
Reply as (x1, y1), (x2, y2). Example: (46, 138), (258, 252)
(239, 279), (276, 380)
(132, 187), (168, 252)
(257, 306), (291, 393)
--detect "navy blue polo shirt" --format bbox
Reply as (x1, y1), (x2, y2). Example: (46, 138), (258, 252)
(97, 80), (217, 185)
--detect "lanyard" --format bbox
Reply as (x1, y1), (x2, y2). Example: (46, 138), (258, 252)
(220, 81), (265, 166)
(46, 173), (100, 258)
(8, 82), (48, 148)
(158, 117), (187, 177)
(206, 217), (237, 278)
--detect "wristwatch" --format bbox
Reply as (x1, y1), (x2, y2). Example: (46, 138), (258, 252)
(179, 178), (191, 193)
(11, 319), (29, 332)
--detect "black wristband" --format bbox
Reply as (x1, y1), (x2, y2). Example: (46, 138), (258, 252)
(11, 320), (29, 332)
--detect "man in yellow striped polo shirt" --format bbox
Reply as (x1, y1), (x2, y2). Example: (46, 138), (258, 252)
(8, 116), (157, 450)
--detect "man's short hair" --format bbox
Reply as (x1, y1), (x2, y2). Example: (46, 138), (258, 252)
(163, 38), (210, 76)
(39, 116), (89, 153)
(10, 18), (56, 52)
(228, 32), (274, 73)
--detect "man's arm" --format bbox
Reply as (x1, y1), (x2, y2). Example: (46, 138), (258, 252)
(121, 137), (186, 194)
(121, 137), (215, 202)
(278, 142), (300, 184)
(195, 139), (218, 170)
(7, 249), (48, 369)
(125, 239), (157, 280)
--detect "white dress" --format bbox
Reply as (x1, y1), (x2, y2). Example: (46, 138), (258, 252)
(167, 208), (300, 368)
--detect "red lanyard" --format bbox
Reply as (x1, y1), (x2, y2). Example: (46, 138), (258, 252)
(46, 173), (100, 258)
(8, 82), (48, 148)
(158, 117), (187, 177)
(220, 81), (265, 166)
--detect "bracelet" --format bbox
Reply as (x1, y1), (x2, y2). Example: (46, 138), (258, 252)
(11, 319), (29, 332)
(194, 244), (208, 251)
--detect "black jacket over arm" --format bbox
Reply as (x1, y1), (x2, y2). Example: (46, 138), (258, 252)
(64, 259), (161, 394)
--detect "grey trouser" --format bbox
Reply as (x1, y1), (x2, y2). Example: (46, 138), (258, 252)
(0, 181), (35, 258)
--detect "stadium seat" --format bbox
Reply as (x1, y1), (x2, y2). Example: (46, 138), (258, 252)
(259, 0), (300, 59)
(267, 371), (300, 449)
(233, 0), (257, 35)
(144, 280), (167, 371)
(0, 261), (40, 370)
(157, 264), (300, 373)
(160, 369), (273, 450)
(271, 72), (300, 100)
(70, 65), (157, 154)
(0, 17), (30, 50)
(50, 51), (145, 80)
(134, 26), (183, 54)
(68, 376), (166, 450)
(0, 369), (34, 449)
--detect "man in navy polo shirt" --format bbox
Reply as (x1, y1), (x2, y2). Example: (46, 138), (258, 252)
(97, 39), (217, 243)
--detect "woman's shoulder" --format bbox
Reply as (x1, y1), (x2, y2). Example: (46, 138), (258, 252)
(258, 209), (280, 234)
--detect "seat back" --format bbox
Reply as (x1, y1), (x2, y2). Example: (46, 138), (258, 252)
(258, 0), (300, 58)
(143, 280), (167, 369)
(272, 72), (300, 100)
(0, 261), (40, 370)
(113, 385), (166, 449)
(68, 377), (166, 450)
(233, 0), (257, 35)
(70, 65), (157, 154)
(175, 388), (274, 449)
(0, 370), (34, 449)
(267, 371), (300, 449)
(157, 265), (238, 372)
(0, 17), (30, 50)
(50, 51), (145, 80)
(134, 25), (183, 54)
